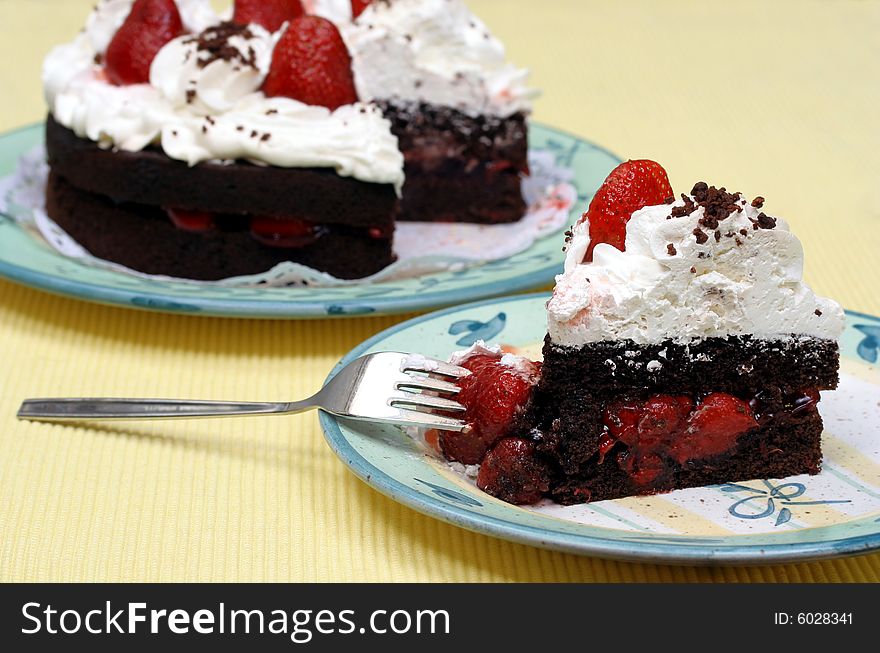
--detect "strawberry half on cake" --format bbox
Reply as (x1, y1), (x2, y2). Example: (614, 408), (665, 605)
(438, 160), (846, 505)
(43, 0), (403, 280)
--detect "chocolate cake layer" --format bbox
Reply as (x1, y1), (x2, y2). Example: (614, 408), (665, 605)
(46, 173), (395, 280)
(45, 115), (399, 228)
(547, 415), (823, 505)
(377, 100), (529, 223)
(526, 335), (839, 504)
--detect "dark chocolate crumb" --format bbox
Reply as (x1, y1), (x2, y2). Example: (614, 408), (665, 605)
(739, 228), (749, 236)
(751, 196), (765, 208)
(714, 230), (721, 242)
(757, 212), (777, 229)
(690, 266), (697, 274)
(693, 227), (709, 244)
(185, 22), (258, 71)
(667, 243), (677, 256)
(815, 309), (823, 316)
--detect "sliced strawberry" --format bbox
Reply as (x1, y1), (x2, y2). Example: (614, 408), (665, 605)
(262, 16), (358, 110)
(476, 438), (550, 505)
(232, 0), (304, 32)
(351, 0), (373, 18)
(584, 159), (673, 262)
(671, 393), (758, 464)
(439, 354), (540, 465)
(105, 0), (183, 86)
(167, 208), (215, 232)
(250, 216), (325, 248)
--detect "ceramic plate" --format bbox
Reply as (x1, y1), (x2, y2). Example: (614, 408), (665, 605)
(0, 122), (619, 318)
(320, 293), (880, 565)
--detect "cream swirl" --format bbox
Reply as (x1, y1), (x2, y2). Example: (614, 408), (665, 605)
(43, 3), (404, 188)
(548, 193), (846, 346)
(150, 23), (276, 114)
(342, 0), (536, 117)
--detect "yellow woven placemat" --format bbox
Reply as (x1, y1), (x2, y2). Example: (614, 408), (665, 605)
(1, 0), (878, 582)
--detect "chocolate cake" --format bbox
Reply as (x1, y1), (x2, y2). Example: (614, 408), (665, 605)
(45, 115), (397, 280)
(41, 0), (536, 281)
(378, 101), (529, 223)
(534, 336), (838, 504)
(435, 161), (846, 506)
(341, 0), (536, 224)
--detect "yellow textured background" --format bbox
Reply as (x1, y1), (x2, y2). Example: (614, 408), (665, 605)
(1, 0), (878, 582)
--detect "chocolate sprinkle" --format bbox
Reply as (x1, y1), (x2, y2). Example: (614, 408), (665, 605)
(185, 22), (258, 71)
(757, 212), (777, 229)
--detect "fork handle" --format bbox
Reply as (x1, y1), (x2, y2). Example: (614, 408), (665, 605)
(17, 398), (314, 421)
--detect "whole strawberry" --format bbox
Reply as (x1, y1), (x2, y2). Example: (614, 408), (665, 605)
(105, 0), (183, 86)
(233, 0), (304, 32)
(262, 16), (358, 110)
(584, 159), (673, 262)
(351, 0), (373, 18)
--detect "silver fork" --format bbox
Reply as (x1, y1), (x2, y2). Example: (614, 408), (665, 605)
(17, 352), (470, 432)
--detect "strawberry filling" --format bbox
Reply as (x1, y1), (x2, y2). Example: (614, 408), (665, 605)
(439, 353), (540, 465)
(249, 216), (326, 248)
(164, 210), (341, 249)
(603, 389), (821, 486)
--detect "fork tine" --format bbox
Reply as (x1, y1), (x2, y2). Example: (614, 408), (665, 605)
(389, 393), (466, 413)
(397, 375), (461, 395)
(400, 355), (470, 379)
(390, 408), (468, 432)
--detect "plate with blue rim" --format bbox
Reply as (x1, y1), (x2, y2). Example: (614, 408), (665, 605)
(320, 293), (880, 564)
(0, 122), (619, 319)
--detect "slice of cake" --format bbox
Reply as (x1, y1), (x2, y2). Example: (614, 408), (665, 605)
(44, 0), (403, 280)
(438, 160), (845, 505)
(340, 0), (536, 223)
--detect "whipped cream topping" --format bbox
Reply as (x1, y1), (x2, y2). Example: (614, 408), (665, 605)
(151, 23), (276, 114)
(43, 1), (404, 188)
(342, 0), (536, 117)
(548, 192), (846, 347)
(307, 0), (354, 23)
